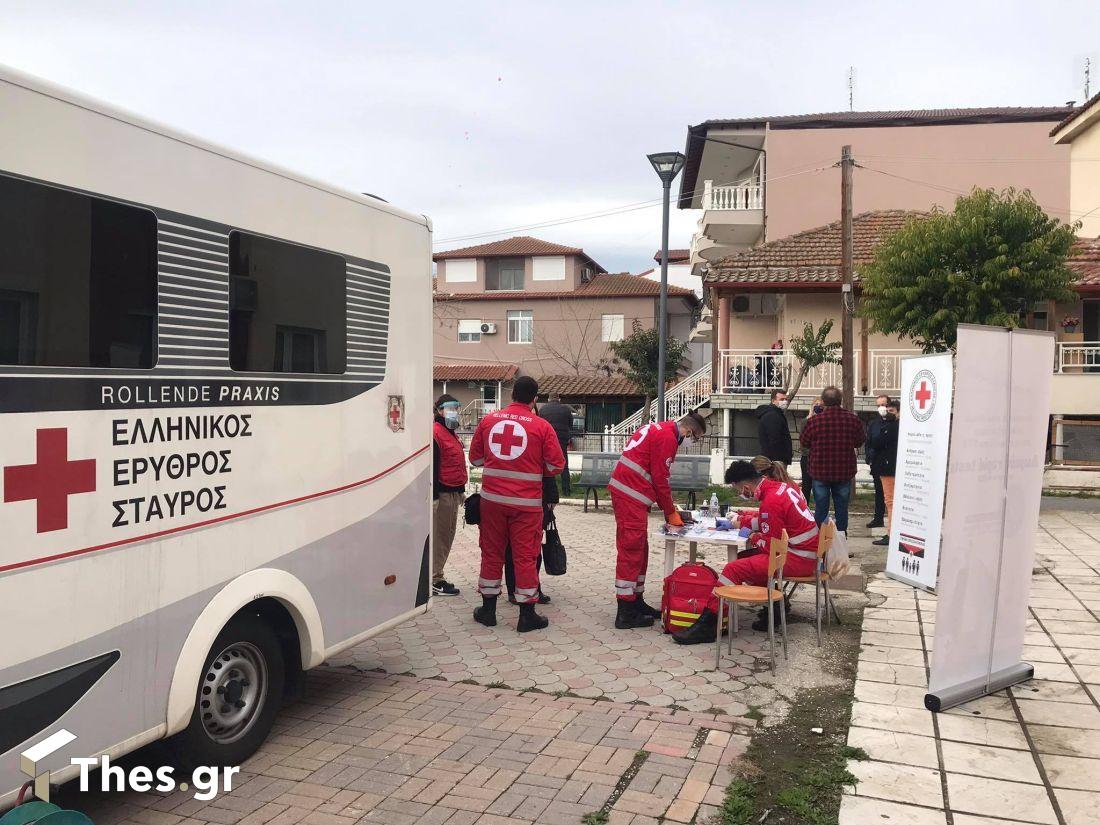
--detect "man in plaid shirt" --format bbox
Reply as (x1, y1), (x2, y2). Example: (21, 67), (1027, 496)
(799, 386), (864, 533)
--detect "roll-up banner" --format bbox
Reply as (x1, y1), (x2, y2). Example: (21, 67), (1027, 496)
(885, 353), (953, 591)
(923, 325), (1054, 712)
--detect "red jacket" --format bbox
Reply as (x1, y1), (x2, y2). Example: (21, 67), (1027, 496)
(737, 477), (820, 560)
(609, 420), (681, 517)
(433, 419), (468, 490)
(469, 402), (565, 512)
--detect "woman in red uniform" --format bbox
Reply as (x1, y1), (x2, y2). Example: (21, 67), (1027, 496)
(673, 456), (820, 644)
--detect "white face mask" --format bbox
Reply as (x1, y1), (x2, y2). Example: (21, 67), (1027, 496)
(681, 435), (694, 448)
(443, 409), (460, 429)
(877, 405), (888, 417)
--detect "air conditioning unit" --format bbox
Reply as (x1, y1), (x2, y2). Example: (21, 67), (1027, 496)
(730, 294), (781, 316)
(480, 322), (498, 334)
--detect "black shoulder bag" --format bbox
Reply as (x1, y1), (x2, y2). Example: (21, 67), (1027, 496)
(542, 515), (567, 576)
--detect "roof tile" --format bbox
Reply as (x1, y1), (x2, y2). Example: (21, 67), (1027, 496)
(434, 363), (518, 382)
(434, 235), (590, 260)
(706, 212), (1100, 291)
(704, 211), (921, 285)
(537, 374), (642, 397)
(434, 272), (697, 301)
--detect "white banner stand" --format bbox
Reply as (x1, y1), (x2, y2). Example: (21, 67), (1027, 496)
(885, 353), (953, 591)
(924, 325), (1055, 712)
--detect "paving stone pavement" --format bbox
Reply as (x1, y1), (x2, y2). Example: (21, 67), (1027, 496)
(842, 508), (1100, 825)
(333, 504), (862, 718)
(66, 504), (863, 825)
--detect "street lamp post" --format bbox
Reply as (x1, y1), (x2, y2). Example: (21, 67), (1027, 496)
(647, 151), (686, 422)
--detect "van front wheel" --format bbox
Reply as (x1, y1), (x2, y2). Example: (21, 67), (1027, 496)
(171, 612), (285, 768)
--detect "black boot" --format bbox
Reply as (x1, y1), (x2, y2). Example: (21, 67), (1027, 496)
(752, 601), (784, 632)
(517, 601), (549, 632)
(474, 595), (497, 627)
(635, 597), (661, 620)
(672, 609), (718, 644)
(615, 599), (656, 629)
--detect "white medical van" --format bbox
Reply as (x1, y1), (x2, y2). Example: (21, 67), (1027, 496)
(0, 65), (432, 805)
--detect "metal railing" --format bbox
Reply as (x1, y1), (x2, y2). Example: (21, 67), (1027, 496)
(458, 399), (498, 429)
(607, 363), (713, 435)
(717, 348), (920, 395)
(703, 179), (763, 211)
(1056, 342), (1100, 372)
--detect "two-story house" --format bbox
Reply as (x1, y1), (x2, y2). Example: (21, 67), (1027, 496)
(432, 236), (698, 430)
(679, 105), (1074, 273)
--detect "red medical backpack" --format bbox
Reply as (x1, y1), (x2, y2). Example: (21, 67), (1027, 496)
(661, 562), (722, 634)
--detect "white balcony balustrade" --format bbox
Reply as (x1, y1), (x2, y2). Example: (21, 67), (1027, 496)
(1057, 342), (1100, 372)
(717, 348), (921, 396)
(703, 180), (763, 211)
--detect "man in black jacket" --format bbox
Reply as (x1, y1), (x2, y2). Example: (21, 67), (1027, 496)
(866, 394), (890, 529)
(756, 390), (793, 465)
(539, 393), (575, 495)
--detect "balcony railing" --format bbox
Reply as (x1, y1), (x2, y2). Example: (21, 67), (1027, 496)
(703, 179), (763, 211)
(1057, 342), (1100, 372)
(717, 349), (920, 396)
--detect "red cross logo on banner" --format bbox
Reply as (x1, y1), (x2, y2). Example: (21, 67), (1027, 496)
(488, 420), (528, 461)
(914, 381), (932, 409)
(3, 428), (96, 533)
(908, 369), (937, 423)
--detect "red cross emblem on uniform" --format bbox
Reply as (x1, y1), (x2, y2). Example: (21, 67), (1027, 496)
(488, 420), (528, 461)
(3, 428), (96, 533)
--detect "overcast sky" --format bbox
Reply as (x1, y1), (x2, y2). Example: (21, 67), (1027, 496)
(2, 1), (1098, 273)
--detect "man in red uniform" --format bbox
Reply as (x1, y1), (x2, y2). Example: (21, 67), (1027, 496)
(609, 411), (707, 629)
(469, 376), (565, 632)
(672, 457), (820, 644)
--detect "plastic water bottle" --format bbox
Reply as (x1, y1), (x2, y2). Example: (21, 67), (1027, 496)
(709, 492), (719, 516)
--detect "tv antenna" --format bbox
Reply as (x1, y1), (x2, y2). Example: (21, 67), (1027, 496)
(848, 66), (856, 111)
(1086, 57), (1091, 100)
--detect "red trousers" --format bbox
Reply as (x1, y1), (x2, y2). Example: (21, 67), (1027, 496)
(611, 490), (650, 602)
(479, 500), (543, 604)
(706, 549), (817, 613)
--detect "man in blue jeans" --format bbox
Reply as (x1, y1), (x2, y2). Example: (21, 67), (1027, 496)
(798, 385), (865, 533)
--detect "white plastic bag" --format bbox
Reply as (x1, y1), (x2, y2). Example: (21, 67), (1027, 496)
(826, 518), (850, 580)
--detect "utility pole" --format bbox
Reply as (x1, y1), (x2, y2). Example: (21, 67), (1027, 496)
(840, 145), (855, 410)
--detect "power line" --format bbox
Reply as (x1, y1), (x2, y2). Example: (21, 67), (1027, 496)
(431, 162), (834, 247)
(856, 164), (1100, 221)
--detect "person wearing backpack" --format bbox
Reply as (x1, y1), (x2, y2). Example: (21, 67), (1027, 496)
(672, 456), (820, 644)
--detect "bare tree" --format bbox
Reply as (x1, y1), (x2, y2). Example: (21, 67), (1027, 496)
(534, 300), (618, 377)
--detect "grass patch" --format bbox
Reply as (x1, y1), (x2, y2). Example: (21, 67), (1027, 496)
(719, 778), (756, 824)
(580, 813), (608, 825)
(744, 706), (765, 722)
(716, 606), (865, 825)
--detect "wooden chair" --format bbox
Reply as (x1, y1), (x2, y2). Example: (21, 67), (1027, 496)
(713, 530), (789, 675)
(784, 520), (839, 646)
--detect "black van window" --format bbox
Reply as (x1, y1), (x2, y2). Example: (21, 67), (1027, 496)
(228, 231), (346, 374)
(0, 174), (157, 368)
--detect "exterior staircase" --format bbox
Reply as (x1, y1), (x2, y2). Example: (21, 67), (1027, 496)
(607, 363), (713, 436)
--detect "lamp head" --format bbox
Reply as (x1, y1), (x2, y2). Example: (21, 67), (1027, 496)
(647, 151), (686, 185)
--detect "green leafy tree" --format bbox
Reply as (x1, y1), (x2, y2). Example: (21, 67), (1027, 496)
(859, 188), (1079, 352)
(784, 319), (842, 407)
(609, 319), (690, 422)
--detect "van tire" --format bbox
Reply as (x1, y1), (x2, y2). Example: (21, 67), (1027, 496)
(170, 612), (285, 769)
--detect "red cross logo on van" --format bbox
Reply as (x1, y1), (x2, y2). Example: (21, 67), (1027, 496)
(488, 420), (528, 461)
(3, 428), (96, 533)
